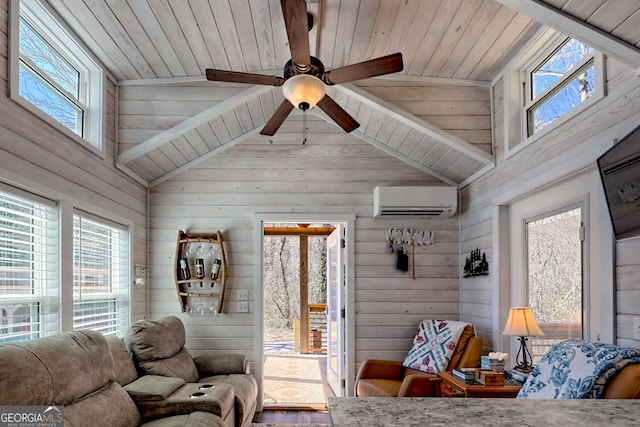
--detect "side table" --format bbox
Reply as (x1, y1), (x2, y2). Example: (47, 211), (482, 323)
(437, 371), (522, 398)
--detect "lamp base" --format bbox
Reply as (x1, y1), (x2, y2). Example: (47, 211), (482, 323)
(514, 336), (535, 373)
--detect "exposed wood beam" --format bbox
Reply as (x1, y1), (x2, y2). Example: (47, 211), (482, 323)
(114, 161), (149, 188)
(351, 129), (459, 187)
(371, 74), (491, 88)
(148, 128), (261, 188)
(118, 69), (283, 86)
(336, 83), (495, 166)
(495, 0), (640, 68)
(117, 73), (490, 88)
(118, 85), (272, 164)
(459, 163), (496, 188)
(310, 108), (459, 186)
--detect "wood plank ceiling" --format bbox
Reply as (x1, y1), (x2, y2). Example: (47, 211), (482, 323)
(49, 0), (640, 187)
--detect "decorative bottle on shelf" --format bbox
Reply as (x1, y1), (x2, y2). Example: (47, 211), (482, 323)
(211, 259), (222, 280)
(180, 258), (191, 280)
(195, 258), (205, 279)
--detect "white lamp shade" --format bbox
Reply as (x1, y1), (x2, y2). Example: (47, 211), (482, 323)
(282, 74), (326, 110)
(502, 307), (545, 337)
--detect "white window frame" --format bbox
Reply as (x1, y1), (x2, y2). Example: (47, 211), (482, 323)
(500, 168), (614, 355)
(525, 203), (586, 362)
(8, 0), (105, 156)
(0, 182), (59, 343)
(503, 29), (605, 159)
(73, 210), (130, 336)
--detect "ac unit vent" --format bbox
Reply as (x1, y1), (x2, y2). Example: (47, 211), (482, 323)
(373, 186), (457, 218)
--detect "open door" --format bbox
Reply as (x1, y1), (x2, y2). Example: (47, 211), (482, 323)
(326, 225), (345, 397)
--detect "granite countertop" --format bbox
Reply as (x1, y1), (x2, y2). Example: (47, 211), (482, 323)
(329, 397), (640, 427)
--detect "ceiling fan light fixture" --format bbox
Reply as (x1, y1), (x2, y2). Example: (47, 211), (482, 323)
(282, 74), (326, 110)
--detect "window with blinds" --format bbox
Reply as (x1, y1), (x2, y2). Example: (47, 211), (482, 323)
(0, 185), (59, 343)
(73, 211), (129, 336)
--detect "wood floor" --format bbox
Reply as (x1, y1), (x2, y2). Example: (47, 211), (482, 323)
(252, 409), (331, 424)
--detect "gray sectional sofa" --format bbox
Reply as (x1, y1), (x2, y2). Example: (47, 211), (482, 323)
(0, 316), (257, 427)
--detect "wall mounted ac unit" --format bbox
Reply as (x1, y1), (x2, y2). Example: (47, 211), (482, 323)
(373, 186), (457, 218)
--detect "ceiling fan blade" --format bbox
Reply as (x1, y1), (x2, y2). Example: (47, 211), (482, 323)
(322, 53), (404, 85)
(316, 95), (360, 133)
(206, 69), (284, 86)
(281, 0), (311, 66)
(260, 100), (295, 136)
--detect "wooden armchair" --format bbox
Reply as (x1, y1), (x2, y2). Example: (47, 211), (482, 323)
(354, 325), (483, 397)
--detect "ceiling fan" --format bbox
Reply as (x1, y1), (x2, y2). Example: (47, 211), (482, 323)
(205, 0), (403, 136)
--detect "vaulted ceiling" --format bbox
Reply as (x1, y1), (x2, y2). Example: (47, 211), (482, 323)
(49, 0), (640, 187)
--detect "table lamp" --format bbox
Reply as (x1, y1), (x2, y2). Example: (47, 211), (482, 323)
(502, 307), (544, 373)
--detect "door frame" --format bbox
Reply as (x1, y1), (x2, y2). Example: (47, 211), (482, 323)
(326, 224), (345, 397)
(252, 213), (355, 411)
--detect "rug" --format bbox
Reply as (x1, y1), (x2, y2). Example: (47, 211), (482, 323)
(263, 353), (330, 405)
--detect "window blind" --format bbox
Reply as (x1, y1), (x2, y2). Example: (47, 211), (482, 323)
(73, 211), (129, 336)
(0, 184), (59, 343)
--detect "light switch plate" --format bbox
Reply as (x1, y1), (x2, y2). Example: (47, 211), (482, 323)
(237, 290), (249, 301)
(633, 316), (640, 340)
(238, 302), (249, 313)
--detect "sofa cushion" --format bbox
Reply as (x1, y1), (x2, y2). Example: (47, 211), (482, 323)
(4, 330), (113, 406)
(125, 375), (186, 402)
(0, 342), (53, 405)
(138, 347), (199, 383)
(126, 316), (199, 382)
(64, 381), (141, 427)
(106, 334), (139, 386)
(126, 316), (187, 361)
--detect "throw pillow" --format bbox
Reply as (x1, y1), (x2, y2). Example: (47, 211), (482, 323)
(402, 320), (471, 374)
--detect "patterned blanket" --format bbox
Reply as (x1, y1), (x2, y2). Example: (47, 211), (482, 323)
(517, 339), (640, 399)
(402, 320), (472, 374)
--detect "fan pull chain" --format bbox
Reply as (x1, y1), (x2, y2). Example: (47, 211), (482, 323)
(302, 109), (307, 145)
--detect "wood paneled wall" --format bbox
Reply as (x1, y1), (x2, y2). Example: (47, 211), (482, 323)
(147, 118), (459, 367)
(0, 0), (148, 323)
(460, 56), (640, 350)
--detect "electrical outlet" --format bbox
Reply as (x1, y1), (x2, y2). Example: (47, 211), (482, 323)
(238, 302), (249, 313)
(633, 316), (640, 340)
(237, 289), (249, 301)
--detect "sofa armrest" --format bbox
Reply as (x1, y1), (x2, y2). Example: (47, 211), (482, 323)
(602, 363), (640, 399)
(193, 353), (249, 376)
(398, 374), (440, 397)
(355, 359), (405, 381)
(124, 375), (185, 402)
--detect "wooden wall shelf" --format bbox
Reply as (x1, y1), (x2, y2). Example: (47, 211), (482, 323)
(174, 230), (227, 314)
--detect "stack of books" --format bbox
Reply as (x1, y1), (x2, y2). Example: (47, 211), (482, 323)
(452, 367), (477, 383)
(504, 369), (529, 383)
